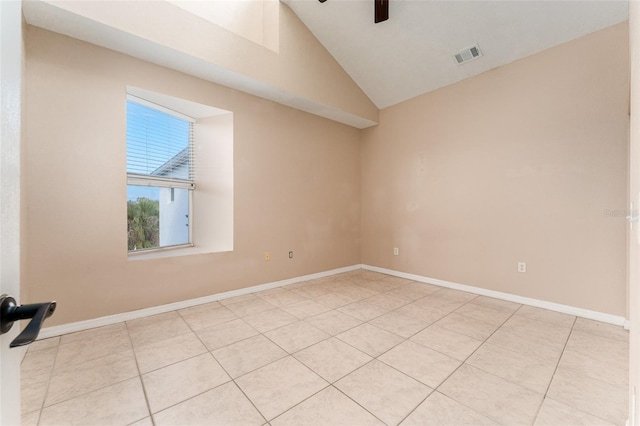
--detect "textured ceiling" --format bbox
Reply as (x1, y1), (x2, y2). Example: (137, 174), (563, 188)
(283, 0), (629, 108)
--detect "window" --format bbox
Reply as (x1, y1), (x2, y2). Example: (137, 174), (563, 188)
(126, 97), (195, 252)
(125, 86), (235, 259)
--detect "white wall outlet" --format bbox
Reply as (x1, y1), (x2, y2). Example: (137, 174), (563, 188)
(393, 248), (399, 256)
(518, 262), (526, 273)
(288, 251), (293, 259)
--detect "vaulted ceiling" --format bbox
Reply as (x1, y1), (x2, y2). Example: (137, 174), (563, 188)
(22, 0), (629, 127)
(283, 0), (629, 108)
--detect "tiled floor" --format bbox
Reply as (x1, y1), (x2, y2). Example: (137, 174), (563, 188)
(21, 270), (629, 425)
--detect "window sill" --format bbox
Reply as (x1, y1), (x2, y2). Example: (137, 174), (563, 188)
(127, 244), (230, 261)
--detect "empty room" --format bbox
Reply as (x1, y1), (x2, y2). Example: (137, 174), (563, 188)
(1, 0), (639, 425)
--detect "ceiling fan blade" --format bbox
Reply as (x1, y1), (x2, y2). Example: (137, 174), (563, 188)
(374, 0), (389, 23)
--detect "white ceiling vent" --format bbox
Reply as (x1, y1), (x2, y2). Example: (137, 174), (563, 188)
(454, 44), (482, 64)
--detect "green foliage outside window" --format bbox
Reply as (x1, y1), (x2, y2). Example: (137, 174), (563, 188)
(127, 197), (160, 251)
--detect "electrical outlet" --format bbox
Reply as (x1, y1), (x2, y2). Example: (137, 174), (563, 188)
(264, 251), (270, 261)
(518, 262), (526, 273)
(289, 251), (293, 259)
(393, 248), (399, 256)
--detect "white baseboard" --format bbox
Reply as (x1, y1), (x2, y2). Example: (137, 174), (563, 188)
(39, 262), (627, 340)
(37, 264), (363, 340)
(362, 264), (628, 327)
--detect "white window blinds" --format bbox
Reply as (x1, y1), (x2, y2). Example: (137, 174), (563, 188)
(126, 97), (195, 189)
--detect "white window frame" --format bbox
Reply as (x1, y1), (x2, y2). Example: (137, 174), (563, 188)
(126, 94), (196, 254)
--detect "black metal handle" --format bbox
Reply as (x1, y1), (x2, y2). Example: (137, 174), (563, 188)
(0, 294), (56, 348)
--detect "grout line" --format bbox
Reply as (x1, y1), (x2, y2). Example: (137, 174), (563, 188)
(331, 383), (389, 425)
(396, 301), (523, 425)
(28, 270), (625, 425)
(22, 346), (56, 426)
(363, 265), (627, 327)
(28, 272), (372, 424)
(222, 327), (330, 422)
(123, 319), (155, 426)
(37, 376), (148, 418)
(321, 358), (390, 424)
(535, 317), (629, 425)
(262, 323), (333, 356)
(213, 337), (289, 380)
(266, 384), (333, 424)
(173, 308), (268, 423)
(571, 324), (630, 344)
(38, 343), (60, 414)
(29, 337), (61, 422)
(32, 343), (148, 423)
(529, 315), (577, 426)
(129, 311), (261, 423)
(541, 316), (577, 398)
(304, 295), (448, 423)
(148, 378), (259, 422)
(259, 276), (407, 423)
(228, 380), (269, 424)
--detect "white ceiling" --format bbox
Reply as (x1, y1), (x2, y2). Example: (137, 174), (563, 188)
(283, 0), (629, 109)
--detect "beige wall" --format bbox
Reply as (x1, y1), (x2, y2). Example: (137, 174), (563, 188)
(24, 27), (361, 326)
(361, 23), (629, 316)
(27, 0), (378, 127)
(25, 21), (630, 326)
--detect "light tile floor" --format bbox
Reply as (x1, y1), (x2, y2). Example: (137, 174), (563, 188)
(21, 270), (629, 425)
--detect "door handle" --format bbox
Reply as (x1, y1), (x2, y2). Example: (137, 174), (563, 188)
(0, 294), (56, 348)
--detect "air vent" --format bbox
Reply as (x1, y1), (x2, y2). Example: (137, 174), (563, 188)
(454, 44), (482, 64)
